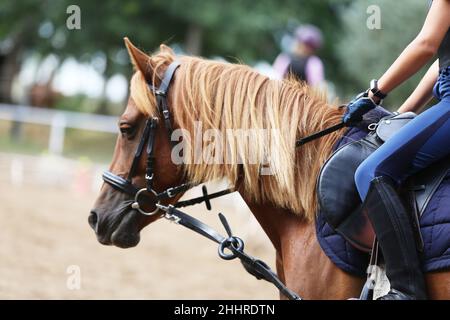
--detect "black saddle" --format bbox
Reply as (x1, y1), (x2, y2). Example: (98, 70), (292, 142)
(317, 112), (450, 252)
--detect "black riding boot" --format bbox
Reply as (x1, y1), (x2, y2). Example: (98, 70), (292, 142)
(364, 176), (427, 300)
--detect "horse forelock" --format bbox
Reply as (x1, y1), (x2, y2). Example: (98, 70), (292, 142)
(129, 48), (344, 221)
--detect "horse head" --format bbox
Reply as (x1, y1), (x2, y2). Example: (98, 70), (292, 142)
(90, 37), (343, 249)
(89, 39), (185, 248)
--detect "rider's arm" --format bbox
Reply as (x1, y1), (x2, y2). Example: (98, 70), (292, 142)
(397, 59), (439, 113)
(369, 0), (450, 103)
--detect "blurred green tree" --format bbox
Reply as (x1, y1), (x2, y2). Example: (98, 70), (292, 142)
(0, 0), (345, 109)
(336, 0), (431, 106)
(0, 0), (432, 112)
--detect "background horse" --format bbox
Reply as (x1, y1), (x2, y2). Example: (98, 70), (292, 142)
(90, 38), (449, 299)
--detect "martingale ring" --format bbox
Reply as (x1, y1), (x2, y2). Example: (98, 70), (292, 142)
(218, 236), (245, 260)
(131, 188), (161, 216)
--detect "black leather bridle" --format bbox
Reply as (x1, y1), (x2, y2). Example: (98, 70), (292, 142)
(102, 61), (187, 215)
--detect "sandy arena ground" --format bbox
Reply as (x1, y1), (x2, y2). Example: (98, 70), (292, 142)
(0, 155), (277, 299)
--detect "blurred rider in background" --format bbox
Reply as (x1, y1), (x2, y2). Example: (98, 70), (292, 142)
(273, 24), (325, 86)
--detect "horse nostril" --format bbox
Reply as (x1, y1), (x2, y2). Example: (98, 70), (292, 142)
(88, 210), (99, 231)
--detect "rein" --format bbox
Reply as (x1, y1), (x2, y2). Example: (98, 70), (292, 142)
(103, 59), (346, 300)
(157, 203), (302, 300)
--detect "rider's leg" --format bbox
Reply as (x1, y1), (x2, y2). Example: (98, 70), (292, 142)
(354, 93), (450, 299)
(356, 101), (450, 200)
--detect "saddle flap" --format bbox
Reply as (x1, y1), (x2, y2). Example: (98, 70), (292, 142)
(375, 112), (416, 142)
(317, 136), (380, 229)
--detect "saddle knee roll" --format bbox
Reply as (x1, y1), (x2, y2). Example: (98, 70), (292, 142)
(317, 135), (381, 252)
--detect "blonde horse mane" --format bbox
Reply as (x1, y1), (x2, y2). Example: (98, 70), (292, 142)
(129, 48), (345, 221)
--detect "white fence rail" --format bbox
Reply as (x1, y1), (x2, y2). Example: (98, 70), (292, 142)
(0, 103), (118, 155)
(0, 152), (106, 194)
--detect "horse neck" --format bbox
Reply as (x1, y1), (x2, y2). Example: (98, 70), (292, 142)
(237, 101), (361, 298)
(172, 61), (345, 219)
(170, 62), (363, 297)
(243, 193), (365, 300)
(238, 111), (344, 270)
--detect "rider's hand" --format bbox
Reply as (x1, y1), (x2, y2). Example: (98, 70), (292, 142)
(342, 90), (379, 124)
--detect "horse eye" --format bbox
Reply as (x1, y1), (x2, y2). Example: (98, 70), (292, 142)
(119, 123), (134, 136)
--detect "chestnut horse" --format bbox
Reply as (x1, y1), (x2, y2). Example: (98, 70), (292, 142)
(90, 38), (449, 299)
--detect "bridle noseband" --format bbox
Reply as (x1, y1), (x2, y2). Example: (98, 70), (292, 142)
(102, 61), (192, 216)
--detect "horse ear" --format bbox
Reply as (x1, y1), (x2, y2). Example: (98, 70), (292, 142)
(124, 37), (154, 82)
(160, 44), (174, 55)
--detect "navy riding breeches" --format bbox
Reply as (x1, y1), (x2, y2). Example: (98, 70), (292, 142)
(355, 67), (450, 201)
